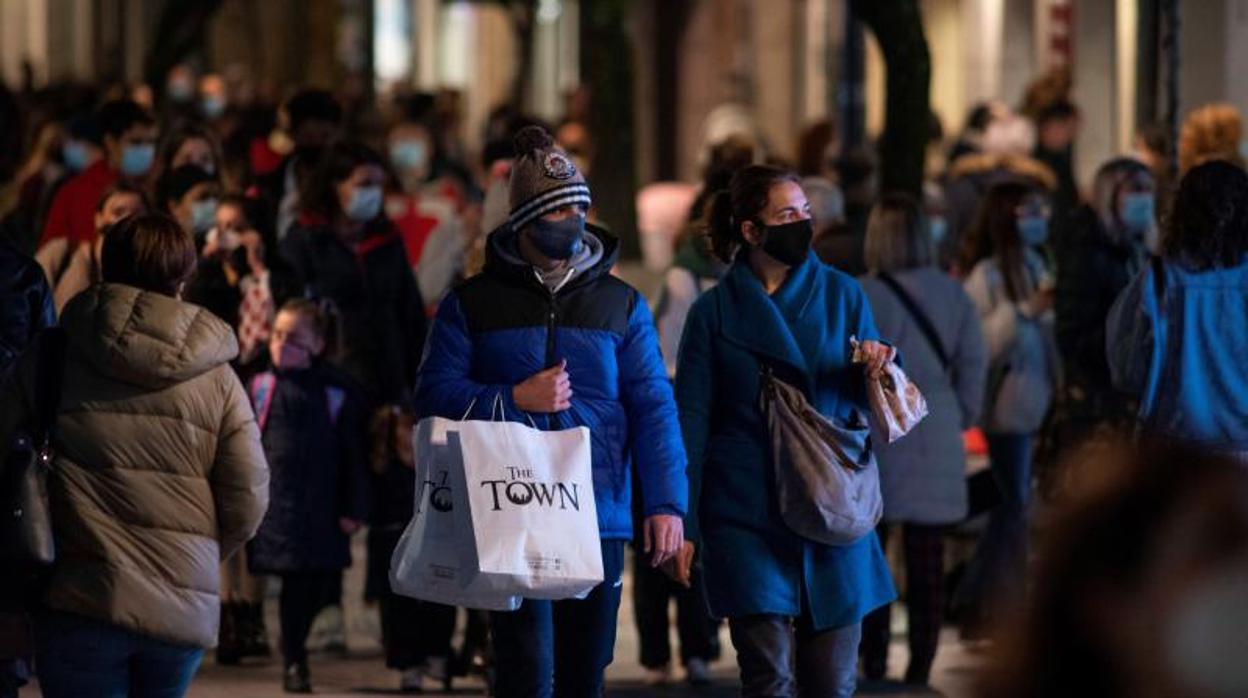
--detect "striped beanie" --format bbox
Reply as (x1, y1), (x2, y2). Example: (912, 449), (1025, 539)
(508, 125), (592, 230)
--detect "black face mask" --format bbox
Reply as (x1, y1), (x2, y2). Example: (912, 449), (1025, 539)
(757, 218), (814, 267)
(528, 216), (586, 260)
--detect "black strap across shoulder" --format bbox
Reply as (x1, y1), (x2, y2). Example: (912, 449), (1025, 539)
(877, 272), (950, 372)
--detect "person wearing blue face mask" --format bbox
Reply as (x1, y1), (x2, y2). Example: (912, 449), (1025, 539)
(158, 165), (221, 243)
(38, 100), (157, 252)
(279, 140), (425, 408)
(384, 116), (468, 314)
(957, 180), (1058, 639)
(415, 126), (689, 698)
(1049, 158), (1156, 464)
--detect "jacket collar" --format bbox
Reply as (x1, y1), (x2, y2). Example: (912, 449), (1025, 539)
(484, 221), (620, 293)
(716, 250), (821, 381)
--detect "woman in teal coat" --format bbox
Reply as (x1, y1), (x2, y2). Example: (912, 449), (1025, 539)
(675, 165), (897, 697)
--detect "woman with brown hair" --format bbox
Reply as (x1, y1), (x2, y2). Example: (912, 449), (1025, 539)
(0, 213), (268, 697)
(956, 179), (1057, 635)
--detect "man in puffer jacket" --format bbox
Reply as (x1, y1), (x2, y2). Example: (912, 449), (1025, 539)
(0, 213), (268, 697)
(415, 126), (687, 698)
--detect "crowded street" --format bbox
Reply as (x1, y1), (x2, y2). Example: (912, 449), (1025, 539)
(3, 1), (1248, 697)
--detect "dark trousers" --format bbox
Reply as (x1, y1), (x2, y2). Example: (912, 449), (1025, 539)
(489, 540), (625, 698)
(632, 551), (718, 668)
(279, 572), (339, 666)
(35, 610), (204, 698)
(728, 614), (861, 698)
(378, 592), (456, 670)
(861, 523), (947, 684)
(956, 433), (1034, 628)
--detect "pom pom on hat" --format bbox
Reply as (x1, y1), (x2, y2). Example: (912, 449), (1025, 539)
(513, 125), (555, 157)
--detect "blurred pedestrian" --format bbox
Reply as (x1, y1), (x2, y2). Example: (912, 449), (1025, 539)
(980, 439), (1248, 698)
(956, 180), (1058, 635)
(858, 193), (987, 688)
(246, 299), (369, 694)
(1046, 159), (1155, 475)
(675, 165), (897, 698)
(36, 100), (157, 270)
(2, 213), (268, 697)
(281, 140), (426, 406)
(52, 181), (148, 312)
(157, 164), (221, 245)
(1108, 160), (1248, 450)
(1178, 103), (1244, 176)
(260, 89), (343, 241)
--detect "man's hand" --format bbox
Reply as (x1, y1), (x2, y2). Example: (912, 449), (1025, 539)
(513, 360), (572, 413)
(857, 340), (897, 380)
(643, 514), (684, 568)
(661, 541), (696, 588)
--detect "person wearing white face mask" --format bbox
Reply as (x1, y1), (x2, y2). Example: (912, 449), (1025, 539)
(1047, 159), (1156, 464)
(279, 140), (426, 408)
(385, 114), (466, 314)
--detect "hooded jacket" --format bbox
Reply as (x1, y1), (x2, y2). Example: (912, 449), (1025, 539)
(415, 223), (687, 540)
(0, 284), (269, 648)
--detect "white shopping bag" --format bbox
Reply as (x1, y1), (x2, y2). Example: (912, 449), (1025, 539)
(389, 417), (522, 611)
(452, 418), (603, 600)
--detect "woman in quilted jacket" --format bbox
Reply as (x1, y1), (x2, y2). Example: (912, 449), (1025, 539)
(0, 213), (269, 698)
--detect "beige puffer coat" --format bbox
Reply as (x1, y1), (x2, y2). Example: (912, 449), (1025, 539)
(0, 283), (269, 648)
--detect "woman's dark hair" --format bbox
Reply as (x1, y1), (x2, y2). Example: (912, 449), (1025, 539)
(705, 164), (800, 263)
(1162, 159), (1248, 271)
(100, 213), (198, 296)
(980, 440), (1248, 697)
(960, 179), (1037, 301)
(95, 180), (151, 213)
(299, 140), (386, 222)
(864, 192), (932, 273)
(151, 122), (224, 186)
(155, 164), (218, 213)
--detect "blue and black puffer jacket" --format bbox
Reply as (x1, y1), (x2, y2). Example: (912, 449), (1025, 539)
(414, 223), (687, 540)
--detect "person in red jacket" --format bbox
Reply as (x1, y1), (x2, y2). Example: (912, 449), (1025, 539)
(38, 100), (157, 249)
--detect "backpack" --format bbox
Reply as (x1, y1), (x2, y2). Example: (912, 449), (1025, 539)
(249, 372), (347, 433)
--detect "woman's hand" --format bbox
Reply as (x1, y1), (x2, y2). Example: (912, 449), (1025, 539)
(857, 340), (897, 379)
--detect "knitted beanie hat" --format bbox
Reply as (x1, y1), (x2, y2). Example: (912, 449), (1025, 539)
(508, 125), (591, 230)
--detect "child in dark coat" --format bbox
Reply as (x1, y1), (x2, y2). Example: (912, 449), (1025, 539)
(247, 299), (369, 694)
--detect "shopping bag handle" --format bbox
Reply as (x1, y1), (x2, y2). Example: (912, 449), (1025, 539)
(461, 391), (538, 428)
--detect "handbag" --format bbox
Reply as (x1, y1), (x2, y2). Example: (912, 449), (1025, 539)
(760, 366), (883, 546)
(1, 328), (67, 597)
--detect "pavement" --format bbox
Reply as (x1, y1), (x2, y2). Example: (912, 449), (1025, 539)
(25, 542), (986, 697)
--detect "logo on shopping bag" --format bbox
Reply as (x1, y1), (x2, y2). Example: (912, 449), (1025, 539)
(481, 466), (582, 512)
(420, 470), (454, 513)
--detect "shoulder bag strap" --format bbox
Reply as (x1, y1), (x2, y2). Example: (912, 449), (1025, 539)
(877, 272), (951, 372)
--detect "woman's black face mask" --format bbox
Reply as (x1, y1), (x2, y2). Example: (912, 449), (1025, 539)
(755, 218), (814, 267)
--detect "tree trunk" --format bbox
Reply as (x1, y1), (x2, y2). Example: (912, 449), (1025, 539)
(581, 0), (639, 259)
(850, 0), (930, 198)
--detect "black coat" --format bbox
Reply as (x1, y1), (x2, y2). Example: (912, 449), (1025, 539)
(0, 240), (56, 373)
(247, 364), (370, 574)
(1054, 205), (1146, 414)
(280, 218), (427, 405)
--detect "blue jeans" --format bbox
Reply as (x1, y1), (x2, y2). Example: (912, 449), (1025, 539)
(490, 540), (626, 698)
(35, 611), (204, 698)
(959, 433), (1033, 623)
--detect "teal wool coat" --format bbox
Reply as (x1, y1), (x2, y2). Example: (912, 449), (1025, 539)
(675, 251), (896, 630)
